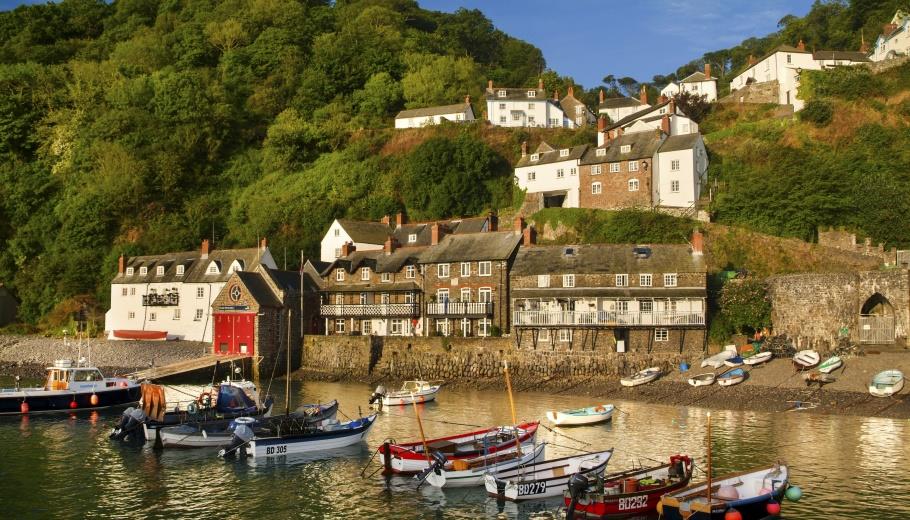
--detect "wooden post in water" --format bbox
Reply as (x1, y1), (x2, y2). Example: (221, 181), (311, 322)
(706, 411), (712, 506)
(411, 393), (432, 463)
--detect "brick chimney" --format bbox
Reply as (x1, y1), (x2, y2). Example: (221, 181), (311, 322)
(567, 85), (574, 98)
(797, 39), (805, 51)
(661, 114), (670, 135)
(859, 30), (869, 53)
(669, 98), (676, 114)
(118, 254), (125, 275)
(748, 54), (756, 66)
(691, 229), (704, 256)
(522, 225), (537, 247)
(514, 216), (525, 235)
(395, 212), (406, 228)
(658, 94), (668, 104)
(381, 215), (390, 225)
(340, 241), (355, 257)
(704, 63), (712, 79)
(597, 116), (606, 132)
(538, 78), (544, 90)
(488, 211), (498, 232)
(384, 235), (397, 255)
(599, 88), (605, 104)
(259, 237), (268, 250)
(615, 126), (624, 138)
(488, 79), (493, 90)
(201, 239), (210, 259)
(430, 223), (446, 245)
(521, 141), (528, 157)
(639, 85), (648, 105)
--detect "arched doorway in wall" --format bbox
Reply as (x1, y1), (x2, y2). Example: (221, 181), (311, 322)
(857, 293), (895, 344)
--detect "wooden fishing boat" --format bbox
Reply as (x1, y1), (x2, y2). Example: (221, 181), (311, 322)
(564, 455), (693, 518)
(716, 368), (746, 387)
(546, 404), (613, 426)
(111, 329), (169, 341)
(659, 463), (790, 520)
(620, 367), (661, 387)
(368, 380), (441, 408)
(158, 400), (338, 449)
(869, 370), (904, 397)
(742, 351), (772, 366)
(700, 346), (737, 368)
(0, 359), (140, 416)
(418, 442), (547, 488)
(485, 449), (613, 501)
(723, 356), (744, 368)
(219, 413), (378, 459)
(792, 350), (820, 371)
(378, 421), (540, 474)
(688, 373), (716, 387)
(817, 355), (843, 374)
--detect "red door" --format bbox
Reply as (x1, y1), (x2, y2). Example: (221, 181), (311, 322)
(213, 313), (256, 356)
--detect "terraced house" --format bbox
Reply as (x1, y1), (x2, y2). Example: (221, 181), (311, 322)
(510, 234), (707, 352)
(485, 79), (593, 128)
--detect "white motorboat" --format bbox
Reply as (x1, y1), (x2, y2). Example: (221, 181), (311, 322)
(219, 414), (378, 459)
(620, 367), (661, 387)
(545, 404), (613, 426)
(484, 449), (613, 501)
(793, 350), (820, 370)
(369, 380), (441, 408)
(717, 367), (746, 387)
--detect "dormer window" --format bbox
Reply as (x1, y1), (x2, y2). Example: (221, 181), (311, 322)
(176, 265), (184, 276)
(530, 154), (539, 161)
(126, 267), (134, 276)
(139, 267), (148, 276)
(621, 145), (631, 153)
(408, 234), (417, 243)
(596, 148), (606, 157)
(361, 267), (370, 281)
(526, 90), (536, 98)
(659, 108), (667, 114)
(559, 149), (569, 157)
(156, 266), (165, 276)
(334, 228), (340, 237)
(207, 263), (219, 274)
(497, 90), (507, 97)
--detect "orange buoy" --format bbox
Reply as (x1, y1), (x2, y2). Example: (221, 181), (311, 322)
(69, 400), (78, 409)
(20, 401), (29, 414)
(90, 394), (99, 406)
(725, 509), (743, 520)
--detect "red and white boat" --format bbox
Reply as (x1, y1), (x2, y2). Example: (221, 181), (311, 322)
(565, 455), (692, 518)
(378, 421), (539, 474)
(111, 330), (169, 341)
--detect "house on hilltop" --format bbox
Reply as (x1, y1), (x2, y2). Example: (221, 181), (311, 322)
(870, 10), (910, 62)
(394, 97), (475, 128)
(596, 97), (699, 146)
(660, 64), (718, 102)
(485, 79), (593, 128)
(513, 142), (589, 209)
(597, 86), (650, 124)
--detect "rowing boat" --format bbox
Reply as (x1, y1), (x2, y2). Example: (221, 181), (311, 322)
(418, 442), (547, 488)
(485, 448), (613, 501)
(687, 373), (716, 387)
(620, 367), (661, 387)
(869, 370), (904, 397)
(546, 404), (613, 426)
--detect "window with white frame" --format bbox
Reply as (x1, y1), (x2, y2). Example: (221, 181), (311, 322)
(479, 318), (491, 337)
(620, 145), (631, 153)
(140, 267), (148, 276)
(360, 267), (370, 280)
(629, 160), (639, 172)
(408, 233), (417, 243)
(121, 287), (128, 296)
(528, 103), (534, 110)
(556, 168), (564, 178)
(526, 90), (536, 98)
(512, 113), (520, 121)
(538, 274), (550, 288)
(671, 159), (680, 171)
(128, 311), (135, 319)
(436, 320), (449, 336)
(130, 287), (136, 295)
(563, 274), (575, 287)
(437, 263), (450, 278)
(559, 329), (572, 342)
(335, 294), (343, 305)
(359, 293), (367, 305)
(559, 149), (569, 157)
(499, 116), (506, 123)
(334, 228), (340, 237)
(498, 91), (506, 98)
(479, 287), (492, 303)
(628, 179), (639, 191)
(176, 265), (184, 276)
(549, 118), (559, 126)
(460, 288), (471, 302)
(156, 265), (165, 276)
(362, 320), (372, 335)
(596, 148), (606, 157)
(530, 154), (539, 161)
(335, 248), (342, 258)
(610, 163), (620, 173)
(640, 274), (652, 287)
(390, 319), (403, 335)
(196, 287), (205, 298)
(405, 292), (414, 304)
(381, 272), (392, 283)
(527, 171), (536, 181)
(671, 180), (680, 193)
(570, 167), (577, 176)
(616, 300), (629, 313)
(126, 267), (134, 276)
(664, 273), (678, 287)
(478, 261), (492, 276)
(615, 274), (629, 287)
(406, 265), (415, 279)
(592, 182), (602, 194)
(336, 269), (345, 281)
(381, 293), (390, 304)
(173, 309), (181, 320)
(207, 263), (218, 274)
(437, 288), (449, 302)
(460, 262), (471, 277)
(195, 309), (203, 321)
(149, 312), (156, 321)
(335, 319), (345, 333)
(592, 165), (602, 175)
(655, 328), (669, 341)
(640, 300), (653, 313)
(539, 328), (550, 342)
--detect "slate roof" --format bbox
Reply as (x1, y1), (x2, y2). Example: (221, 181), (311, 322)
(659, 134), (702, 153)
(604, 101), (671, 132)
(812, 50), (871, 62)
(680, 71), (716, 83)
(560, 92), (593, 124)
(485, 87), (554, 102)
(337, 219), (393, 245)
(114, 248), (270, 284)
(235, 271), (283, 308)
(418, 232), (522, 264)
(598, 97), (644, 110)
(515, 143), (589, 168)
(511, 244), (705, 277)
(392, 217), (491, 247)
(580, 132), (664, 164)
(325, 247), (427, 275)
(395, 103), (471, 119)
(326, 281), (421, 293)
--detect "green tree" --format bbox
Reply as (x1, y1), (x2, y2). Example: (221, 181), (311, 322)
(401, 54), (483, 109)
(720, 278), (771, 334)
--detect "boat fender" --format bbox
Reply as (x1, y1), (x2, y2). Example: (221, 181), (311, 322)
(197, 391), (213, 409)
(594, 405), (606, 413)
(724, 509), (742, 520)
(186, 401), (198, 415)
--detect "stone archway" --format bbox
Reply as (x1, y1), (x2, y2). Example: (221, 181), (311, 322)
(858, 293), (895, 344)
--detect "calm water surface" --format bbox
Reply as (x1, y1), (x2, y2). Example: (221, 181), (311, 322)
(1, 379), (908, 519)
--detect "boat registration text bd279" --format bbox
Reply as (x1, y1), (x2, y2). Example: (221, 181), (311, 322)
(618, 495), (648, 511)
(517, 481), (546, 496)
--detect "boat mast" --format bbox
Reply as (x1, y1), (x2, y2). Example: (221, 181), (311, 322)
(706, 411), (712, 506)
(410, 393), (431, 462)
(285, 308), (292, 416)
(503, 361), (521, 455)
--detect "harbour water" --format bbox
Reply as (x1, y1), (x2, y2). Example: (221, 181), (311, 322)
(1, 379), (908, 519)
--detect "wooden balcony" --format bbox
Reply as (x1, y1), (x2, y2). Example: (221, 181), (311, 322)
(320, 303), (419, 317)
(426, 301), (494, 316)
(513, 310), (705, 327)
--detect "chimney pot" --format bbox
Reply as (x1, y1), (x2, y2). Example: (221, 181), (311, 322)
(260, 237), (268, 250)
(691, 229), (704, 256)
(797, 39), (805, 51)
(384, 235), (397, 254)
(599, 88), (605, 104)
(658, 94), (668, 104)
(201, 239), (210, 258)
(395, 212), (405, 228)
(430, 223), (446, 245)
(704, 63), (712, 79)
(464, 94), (471, 104)
(118, 254), (125, 275)
(381, 215), (390, 225)
(341, 241), (355, 257)
(522, 225), (537, 246)
(661, 114), (670, 135)
(669, 98), (676, 114)
(597, 116), (606, 132)
(567, 85), (574, 98)
(538, 78), (544, 90)
(514, 216), (525, 235)
(488, 79), (493, 90)
(639, 85), (648, 105)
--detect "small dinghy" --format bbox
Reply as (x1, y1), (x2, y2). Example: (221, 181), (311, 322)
(485, 449), (613, 501)
(564, 455), (693, 518)
(368, 380), (441, 408)
(817, 356), (843, 374)
(700, 346), (737, 369)
(743, 351), (772, 366)
(546, 404), (613, 427)
(716, 368), (746, 387)
(620, 367), (661, 387)
(659, 463), (790, 520)
(869, 370), (904, 397)
(792, 350), (820, 371)
(688, 373), (716, 387)
(803, 372), (835, 387)
(723, 356), (744, 368)
(417, 442), (546, 488)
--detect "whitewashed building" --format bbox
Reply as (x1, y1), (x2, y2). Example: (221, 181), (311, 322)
(653, 134), (708, 210)
(105, 240), (277, 342)
(661, 64), (718, 102)
(394, 97), (475, 128)
(513, 142), (589, 208)
(485, 79), (591, 128)
(597, 87), (650, 123)
(870, 10), (910, 62)
(597, 99), (699, 146)
(320, 218), (394, 263)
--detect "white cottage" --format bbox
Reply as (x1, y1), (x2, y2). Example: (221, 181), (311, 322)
(485, 79), (573, 128)
(870, 10), (910, 62)
(394, 97), (475, 128)
(661, 64), (718, 102)
(513, 142), (589, 208)
(320, 218), (395, 263)
(598, 98), (698, 146)
(653, 134), (708, 210)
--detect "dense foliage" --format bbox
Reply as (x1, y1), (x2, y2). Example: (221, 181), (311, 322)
(531, 208), (697, 245)
(0, 0), (547, 323)
(719, 278), (772, 335)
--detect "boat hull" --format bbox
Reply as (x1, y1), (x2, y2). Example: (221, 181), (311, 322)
(249, 415), (377, 458)
(660, 486), (786, 520)
(0, 385), (141, 415)
(380, 386), (439, 406)
(743, 352), (772, 366)
(546, 405), (613, 426)
(869, 373), (904, 397)
(817, 357), (842, 374)
(688, 374), (715, 387)
(485, 449), (612, 501)
(111, 330), (168, 341)
(620, 368), (660, 387)
(429, 442), (546, 488)
(660, 464), (788, 520)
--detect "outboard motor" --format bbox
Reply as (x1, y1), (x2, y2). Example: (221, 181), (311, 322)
(414, 451), (448, 488)
(565, 472), (589, 520)
(368, 385), (386, 408)
(109, 407), (147, 441)
(219, 423), (254, 459)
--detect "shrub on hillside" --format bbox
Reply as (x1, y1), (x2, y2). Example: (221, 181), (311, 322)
(719, 278), (771, 335)
(798, 98), (833, 126)
(800, 67), (884, 101)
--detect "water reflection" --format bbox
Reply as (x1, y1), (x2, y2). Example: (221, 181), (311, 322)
(1, 380), (908, 519)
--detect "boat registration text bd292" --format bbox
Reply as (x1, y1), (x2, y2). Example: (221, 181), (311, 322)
(618, 495), (648, 511)
(265, 445), (288, 455)
(517, 482), (546, 496)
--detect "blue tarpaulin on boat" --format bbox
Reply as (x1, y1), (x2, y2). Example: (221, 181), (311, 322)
(216, 384), (257, 413)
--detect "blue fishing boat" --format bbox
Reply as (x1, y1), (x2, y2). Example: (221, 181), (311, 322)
(659, 463), (790, 519)
(717, 368), (746, 387)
